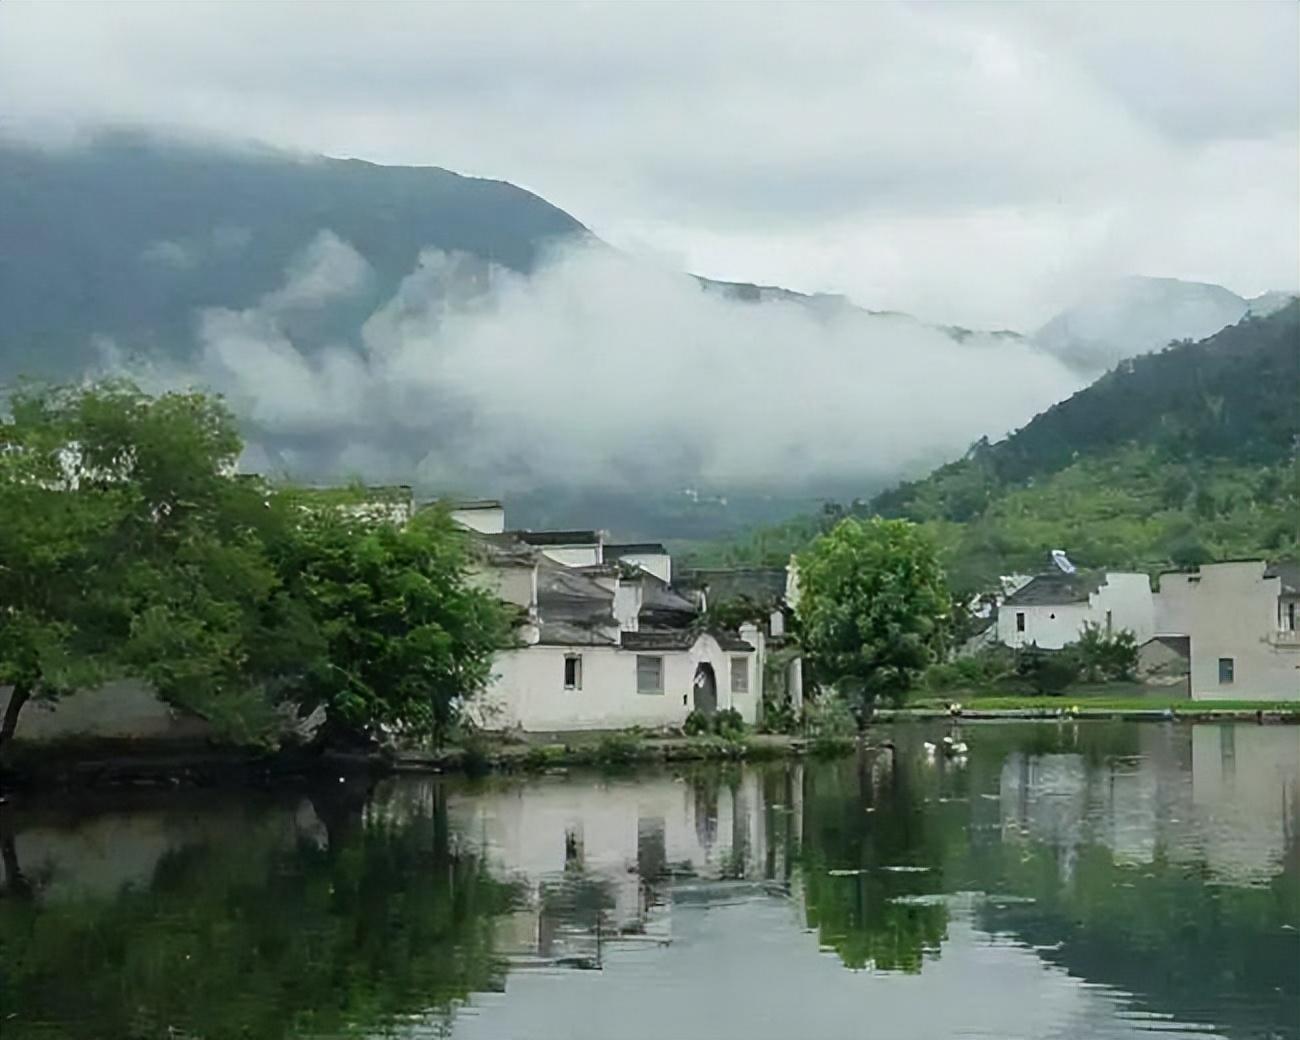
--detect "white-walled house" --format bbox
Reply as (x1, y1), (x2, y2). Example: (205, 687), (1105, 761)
(998, 571), (1156, 649)
(455, 516), (771, 732)
(1154, 561), (1300, 701)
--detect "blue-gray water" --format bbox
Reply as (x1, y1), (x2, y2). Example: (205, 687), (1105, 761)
(1, 721), (1297, 1039)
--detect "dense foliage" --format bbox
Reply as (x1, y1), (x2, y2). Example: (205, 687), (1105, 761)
(0, 383), (310, 746)
(269, 503), (515, 744)
(0, 383), (512, 750)
(796, 518), (951, 715)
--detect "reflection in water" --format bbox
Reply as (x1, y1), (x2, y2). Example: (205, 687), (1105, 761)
(0, 723), (1296, 1039)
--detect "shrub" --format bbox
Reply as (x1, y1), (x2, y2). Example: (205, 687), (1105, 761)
(713, 708), (746, 740)
(521, 744), (566, 771)
(1015, 645), (1079, 695)
(684, 708), (748, 740)
(1075, 623), (1139, 683)
(594, 730), (644, 765)
(759, 694), (798, 734)
(803, 691), (858, 754)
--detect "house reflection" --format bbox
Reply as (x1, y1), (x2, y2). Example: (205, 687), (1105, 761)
(442, 767), (798, 968)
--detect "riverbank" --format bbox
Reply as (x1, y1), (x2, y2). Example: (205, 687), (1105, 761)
(0, 731), (851, 793)
(6, 701), (1298, 793)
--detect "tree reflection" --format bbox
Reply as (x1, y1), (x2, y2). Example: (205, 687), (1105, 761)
(0, 789), (521, 1039)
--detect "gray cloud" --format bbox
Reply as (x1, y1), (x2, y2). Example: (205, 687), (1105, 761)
(111, 233), (1082, 496)
(1, 3), (1295, 328)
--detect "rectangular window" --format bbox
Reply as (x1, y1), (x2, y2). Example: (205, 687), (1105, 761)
(564, 654), (582, 691)
(731, 656), (749, 694)
(1016, 612), (1026, 633)
(1218, 657), (1234, 684)
(636, 655), (663, 694)
(1288, 602), (1296, 632)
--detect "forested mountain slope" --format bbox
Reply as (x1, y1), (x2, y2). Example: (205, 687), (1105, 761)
(693, 304), (1300, 588)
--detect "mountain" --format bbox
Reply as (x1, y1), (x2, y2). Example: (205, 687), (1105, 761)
(1031, 275), (1295, 376)
(694, 303), (1300, 586)
(5, 134), (1290, 546)
(0, 134), (1069, 540)
(0, 133), (589, 380)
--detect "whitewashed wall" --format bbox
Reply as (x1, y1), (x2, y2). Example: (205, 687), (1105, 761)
(0, 681), (215, 742)
(450, 505), (505, 534)
(998, 572), (1155, 650)
(538, 545), (602, 568)
(467, 562), (537, 612)
(1157, 562), (1300, 700)
(998, 602), (1091, 649)
(616, 552), (672, 584)
(474, 633), (758, 731)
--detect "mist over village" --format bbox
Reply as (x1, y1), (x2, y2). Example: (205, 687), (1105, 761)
(0, 5), (1297, 1040)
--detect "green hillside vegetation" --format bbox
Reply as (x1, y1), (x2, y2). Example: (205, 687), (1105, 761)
(690, 302), (1300, 591)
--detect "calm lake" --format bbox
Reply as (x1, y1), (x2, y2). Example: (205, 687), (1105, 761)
(2, 721), (1297, 1040)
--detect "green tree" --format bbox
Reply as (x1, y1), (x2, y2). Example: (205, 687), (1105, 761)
(795, 517), (951, 717)
(0, 382), (308, 750)
(1074, 622), (1139, 683)
(268, 502), (514, 745)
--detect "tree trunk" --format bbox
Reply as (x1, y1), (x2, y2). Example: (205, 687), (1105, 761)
(0, 681), (32, 752)
(0, 810), (32, 899)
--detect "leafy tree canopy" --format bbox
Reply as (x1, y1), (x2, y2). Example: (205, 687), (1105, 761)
(796, 518), (950, 714)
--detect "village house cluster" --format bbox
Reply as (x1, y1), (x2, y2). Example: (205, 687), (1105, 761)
(969, 557), (1300, 700)
(447, 499), (802, 732)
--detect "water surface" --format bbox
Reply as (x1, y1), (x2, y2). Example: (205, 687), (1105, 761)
(2, 721), (1297, 1039)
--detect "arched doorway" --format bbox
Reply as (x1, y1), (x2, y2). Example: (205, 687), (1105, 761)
(693, 663), (717, 717)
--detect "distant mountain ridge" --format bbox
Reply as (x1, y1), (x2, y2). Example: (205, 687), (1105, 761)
(1031, 275), (1295, 376)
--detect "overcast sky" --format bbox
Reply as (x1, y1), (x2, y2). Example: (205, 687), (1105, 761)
(2, 1), (1296, 328)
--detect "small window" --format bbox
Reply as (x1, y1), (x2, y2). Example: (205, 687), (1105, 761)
(1288, 602), (1296, 632)
(1106, 610), (1113, 635)
(731, 656), (749, 694)
(636, 655), (664, 694)
(1016, 612), (1026, 633)
(1218, 657), (1234, 684)
(564, 654), (582, 691)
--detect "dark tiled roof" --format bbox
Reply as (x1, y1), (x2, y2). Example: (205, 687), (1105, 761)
(446, 498), (503, 510)
(677, 567), (789, 606)
(637, 571), (698, 616)
(607, 542), (669, 557)
(1142, 635), (1190, 658)
(621, 629), (754, 653)
(511, 529), (603, 546)
(538, 622), (617, 647)
(467, 531), (538, 567)
(1265, 560), (1300, 595)
(532, 561), (616, 644)
(1003, 572), (1105, 607)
